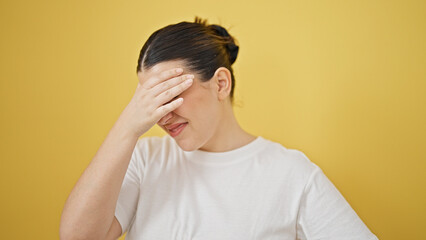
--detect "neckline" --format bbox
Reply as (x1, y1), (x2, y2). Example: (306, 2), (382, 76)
(178, 136), (267, 165)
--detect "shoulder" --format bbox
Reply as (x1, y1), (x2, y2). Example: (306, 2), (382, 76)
(257, 137), (321, 179)
(136, 134), (175, 151)
(136, 134), (172, 149)
(135, 135), (178, 162)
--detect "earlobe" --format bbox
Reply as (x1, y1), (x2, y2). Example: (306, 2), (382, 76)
(214, 67), (232, 101)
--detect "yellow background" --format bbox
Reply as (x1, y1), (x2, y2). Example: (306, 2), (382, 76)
(1, 0), (425, 239)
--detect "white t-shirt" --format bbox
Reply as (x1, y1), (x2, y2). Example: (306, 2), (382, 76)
(115, 135), (378, 240)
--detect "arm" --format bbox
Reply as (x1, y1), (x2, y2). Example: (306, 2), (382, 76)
(59, 68), (194, 240)
(296, 166), (378, 239)
(59, 118), (139, 240)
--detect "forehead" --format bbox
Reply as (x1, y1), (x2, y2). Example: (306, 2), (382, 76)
(144, 59), (189, 76)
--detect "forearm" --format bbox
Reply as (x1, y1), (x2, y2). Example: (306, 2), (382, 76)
(60, 117), (139, 240)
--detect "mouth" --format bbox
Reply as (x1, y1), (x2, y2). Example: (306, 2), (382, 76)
(166, 122), (188, 137)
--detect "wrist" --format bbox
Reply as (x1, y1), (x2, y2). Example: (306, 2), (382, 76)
(114, 115), (141, 141)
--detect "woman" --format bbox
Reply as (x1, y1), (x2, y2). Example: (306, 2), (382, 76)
(60, 17), (378, 240)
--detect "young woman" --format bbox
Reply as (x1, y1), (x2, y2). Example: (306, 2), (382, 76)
(60, 17), (378, 240)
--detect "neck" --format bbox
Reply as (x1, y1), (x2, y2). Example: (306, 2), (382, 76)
(199, 102), (257, 152)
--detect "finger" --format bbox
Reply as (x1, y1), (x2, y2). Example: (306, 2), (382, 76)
(144, 68), (184, 89)
(151, 74), (194, 97)
(155, 78), (193, 106)
(158, 112), (173, 125)
(154, 98), (184, 119)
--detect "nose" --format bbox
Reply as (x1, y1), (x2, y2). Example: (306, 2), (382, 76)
(158, 112), (173, 126)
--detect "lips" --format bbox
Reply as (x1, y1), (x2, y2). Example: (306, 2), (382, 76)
(165, 122), (188, 137)
(166, 122), (188, 131)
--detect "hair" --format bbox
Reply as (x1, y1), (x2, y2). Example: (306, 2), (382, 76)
(136, 16), (239, 102)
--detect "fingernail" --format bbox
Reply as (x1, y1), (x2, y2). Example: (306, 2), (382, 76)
(176, 68), (183, 73)
(185, 79), (193, 85)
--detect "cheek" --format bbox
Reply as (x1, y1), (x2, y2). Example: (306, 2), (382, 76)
(176, 92), (214, 122)
(175, 79), (219, 120)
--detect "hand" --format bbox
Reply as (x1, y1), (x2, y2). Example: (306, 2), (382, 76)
(119, 68), (194, 138)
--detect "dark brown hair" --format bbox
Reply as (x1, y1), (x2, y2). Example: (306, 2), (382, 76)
(136, 16), (239, 101)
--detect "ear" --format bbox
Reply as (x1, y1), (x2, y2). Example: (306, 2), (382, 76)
(213, 67), (232, 101)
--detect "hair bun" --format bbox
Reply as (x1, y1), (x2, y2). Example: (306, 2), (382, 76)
(210, 24), (239, 64)
(226, 42), (239, 65)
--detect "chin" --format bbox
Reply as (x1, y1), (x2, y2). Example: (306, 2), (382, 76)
(174, 137), (203, 152)
(175, 140), (198, 151)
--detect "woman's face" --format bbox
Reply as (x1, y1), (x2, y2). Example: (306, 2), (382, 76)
(140, 59), (223, 151)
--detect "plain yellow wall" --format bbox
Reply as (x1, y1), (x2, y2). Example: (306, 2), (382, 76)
(1, 0), (425, 239)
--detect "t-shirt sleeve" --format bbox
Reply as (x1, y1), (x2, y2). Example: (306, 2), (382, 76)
(296, 166), (379, 240)
(114, 139), (144, 235)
